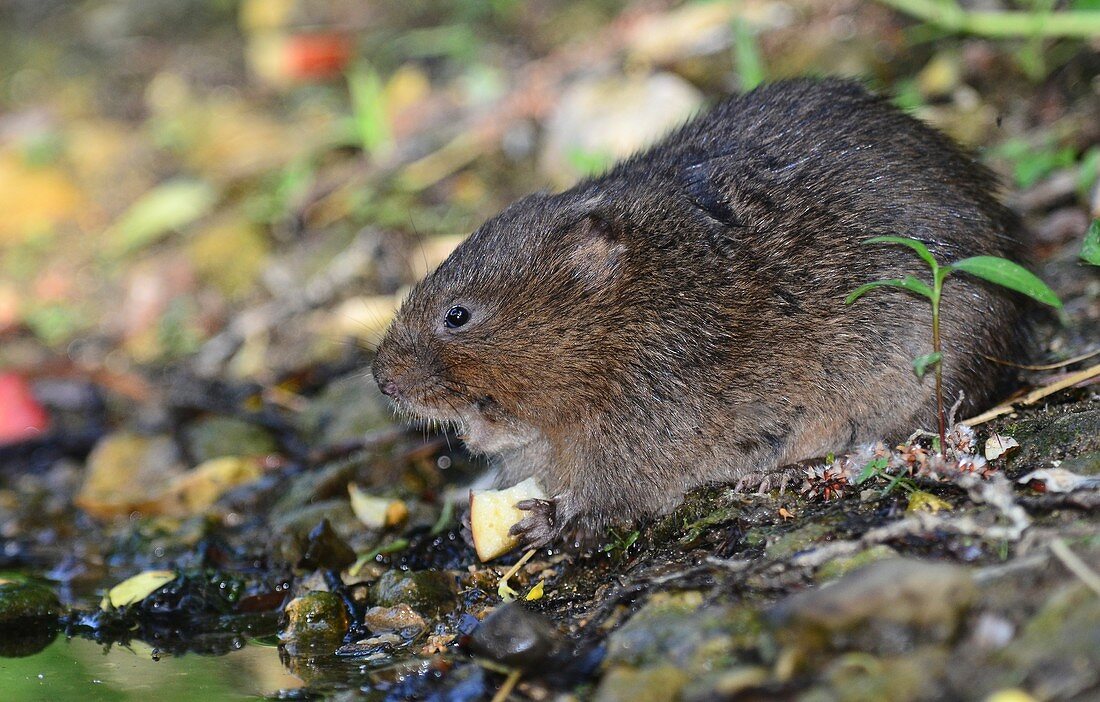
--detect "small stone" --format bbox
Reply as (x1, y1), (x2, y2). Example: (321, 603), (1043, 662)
(363, 604), (427, 635)
(297, 518), (356, 571)
(765, 522), (832, 560)
(0, 579), (61, 625)
(298, 373), (392, 445)
(602, 594), (721, 668)
(682, 666), (769, 702)
(770, 558), (977, 653)
(816, 545), (898, 583)
(372, 570), (457, 616)
(593, 665), (691, 702)
(820, 648), (946, 702)
(75, 432), (186, 519)
(271, 500), (361, 564)
(467, 602), (562, 670)
(183, 415), (277, 463)
(279, 591), (348, 650)
(1059, 451), (1100, 476)
(1001, 582), (1100, 699)
(968, 613), (1015, 650)
(1003, 409), (1100, 472)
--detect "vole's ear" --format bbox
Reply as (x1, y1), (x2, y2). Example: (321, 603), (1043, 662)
(681, 159), (741, 228)
(565, 211), (626, 289)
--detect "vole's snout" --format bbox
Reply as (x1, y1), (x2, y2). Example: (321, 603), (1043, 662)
(371, 356), (400, 399)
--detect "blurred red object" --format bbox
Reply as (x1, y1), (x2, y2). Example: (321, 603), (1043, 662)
(0, 372), (50, 444)
(285, 32), (352, 81)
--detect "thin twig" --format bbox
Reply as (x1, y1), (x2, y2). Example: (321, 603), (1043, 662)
(497, 549), (537, 601)
(491, 670), (522, 702)
(1049, 538), (1100, 599)
(980, 348), (1100, 371)
(964, 362), (1100, 426)
(792, 474), (1029, 568)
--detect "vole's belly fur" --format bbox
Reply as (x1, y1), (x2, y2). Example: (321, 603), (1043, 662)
(372, 79), (1030, 543)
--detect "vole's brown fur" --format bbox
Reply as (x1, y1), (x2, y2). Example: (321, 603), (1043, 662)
(372, 79), (1030, 546)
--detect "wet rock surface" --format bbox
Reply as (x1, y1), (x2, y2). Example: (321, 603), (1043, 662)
(467, 602), (563, 670)
(770, 558), (978, 653)
(280, 590), (350, 651)
(0, 579), (61, 626)
(371, 569), (458, 616)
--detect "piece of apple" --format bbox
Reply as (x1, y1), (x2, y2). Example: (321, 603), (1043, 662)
(348, 483), (408, 529)
(469, 478), (546, 562)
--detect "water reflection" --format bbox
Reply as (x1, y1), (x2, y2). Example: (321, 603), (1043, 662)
(0, 636), (302, 700)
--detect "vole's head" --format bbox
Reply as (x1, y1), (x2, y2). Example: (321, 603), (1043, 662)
(372, 188), (641, 453)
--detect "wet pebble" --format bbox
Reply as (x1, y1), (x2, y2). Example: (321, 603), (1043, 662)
(1000, 582), (1100, 699)
(0, 579), (61, 625)
(815, 545), (898, 583)
(372, 569), (457, 616)
(363, 603), (427, 635)
(593, 665), (690, 702)
(298, 518), (356, 571)
(467, 602), (562, 670)
(280, 590), (349, 650)
(183, 415), (276, 462)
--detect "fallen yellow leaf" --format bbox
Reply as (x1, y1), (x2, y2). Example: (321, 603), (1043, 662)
(348, 483), (408, 529)
(906, 490), (953, 514)
(101, 571), (177, 610)
(524, 580), (545, 602)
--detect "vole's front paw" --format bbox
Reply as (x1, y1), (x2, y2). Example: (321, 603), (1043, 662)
(460, 508), (474, 548)
(734, 463), (808, 495)
(509, 498), (558, 549)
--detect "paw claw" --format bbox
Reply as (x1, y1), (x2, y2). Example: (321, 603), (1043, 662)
(735, 465), (803, 495)
(508, 498), (558, 549)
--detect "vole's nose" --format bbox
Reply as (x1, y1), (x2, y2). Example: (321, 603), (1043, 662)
(372, 363), (400, 398)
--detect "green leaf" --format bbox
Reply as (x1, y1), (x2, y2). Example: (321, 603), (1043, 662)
(732, 16), (766, 92)
(1076, 147), (1100, 198)
(105, 179), (217, 257)
(347, 63), (393, 157)
(883, 471), (915, 495)
(912, 351), (942, 378)
(863, 236), (937, 268)
(857, 457), (888, 485)
(1082, 219), (1100, 266)
(566, 146), (615, 176)
(952, 256), (1062, 309)
(846, 275), (933, 304)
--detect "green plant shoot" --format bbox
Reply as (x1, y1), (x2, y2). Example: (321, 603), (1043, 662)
(347, 63), (393, 158)
(846, 235), (1062, 452)
(1083, 219), (1100, 266)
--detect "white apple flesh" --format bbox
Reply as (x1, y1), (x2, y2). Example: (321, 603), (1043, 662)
(468, 478), (546, 562)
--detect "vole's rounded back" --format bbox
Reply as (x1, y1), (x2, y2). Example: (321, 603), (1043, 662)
(373, 79), (1029, 541)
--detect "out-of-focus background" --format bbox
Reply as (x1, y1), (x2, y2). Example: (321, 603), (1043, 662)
(1, 2), (1099, 700)
(1, 0), (1096, 378)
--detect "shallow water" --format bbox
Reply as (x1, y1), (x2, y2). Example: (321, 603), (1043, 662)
(0, 636), (302, 701)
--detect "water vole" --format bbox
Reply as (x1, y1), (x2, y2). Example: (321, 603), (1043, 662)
(372, 79), (1029, 546)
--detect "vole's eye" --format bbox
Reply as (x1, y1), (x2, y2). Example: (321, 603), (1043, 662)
(445, 305), (471, 329)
